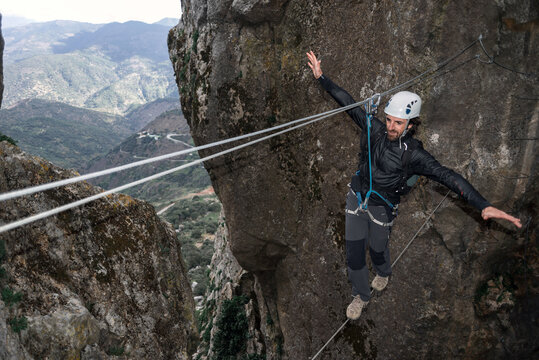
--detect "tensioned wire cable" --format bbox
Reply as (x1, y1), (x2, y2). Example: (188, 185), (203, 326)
(0, 36), (482, 204)
(0, 35), (483, 234)
(310, 191), (450, 359)
(477, 35), (537, 77)
(0, 105), (352, 202)
(0, 107), (358, 234)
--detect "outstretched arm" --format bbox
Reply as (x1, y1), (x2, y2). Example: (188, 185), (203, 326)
(411, 148), (522, 228)
(481, 206), (522, 228)
(306, 51), (376, 131)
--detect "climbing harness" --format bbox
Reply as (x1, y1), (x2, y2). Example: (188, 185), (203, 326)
(345, 188), (396, 227)
(311, 190), (450, 359)
(345, 94), (398, 227)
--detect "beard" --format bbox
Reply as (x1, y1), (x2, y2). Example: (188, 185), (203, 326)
(387, 131), (400, 141)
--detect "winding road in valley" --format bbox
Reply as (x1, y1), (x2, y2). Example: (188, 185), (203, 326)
(166, 133), (193, 148)
(156, 186), (215, 215)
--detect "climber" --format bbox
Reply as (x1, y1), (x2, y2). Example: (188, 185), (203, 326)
(306, 51), (522, 321)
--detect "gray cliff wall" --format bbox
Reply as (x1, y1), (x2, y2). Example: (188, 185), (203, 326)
(0, 142), (198, 358)
(193, 216), (282, 359)
(169, 1), (538, 358)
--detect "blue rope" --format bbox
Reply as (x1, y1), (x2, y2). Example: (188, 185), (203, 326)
(360, 97), (395, 211)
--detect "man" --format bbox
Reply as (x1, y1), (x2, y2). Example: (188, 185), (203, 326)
(306, 51), (522, 320)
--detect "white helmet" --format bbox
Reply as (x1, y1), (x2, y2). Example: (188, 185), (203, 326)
(384, 91), (422, 120)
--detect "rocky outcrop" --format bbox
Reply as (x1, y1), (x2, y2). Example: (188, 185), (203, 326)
(194, 215), (282, 359)
(0, 142), (197, 359)
(169, 0), (538, 358)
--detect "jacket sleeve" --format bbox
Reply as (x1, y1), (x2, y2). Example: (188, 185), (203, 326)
(318, 74), (384, 132)
(410, 148), (491, 210)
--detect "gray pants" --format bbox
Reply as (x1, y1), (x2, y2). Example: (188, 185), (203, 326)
(345, 189), (393, 301)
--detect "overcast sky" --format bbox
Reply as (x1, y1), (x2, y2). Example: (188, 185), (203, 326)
(2, 0), (181, 24)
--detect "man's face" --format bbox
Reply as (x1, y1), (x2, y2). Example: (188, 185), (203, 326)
(385, 114), (412, 141)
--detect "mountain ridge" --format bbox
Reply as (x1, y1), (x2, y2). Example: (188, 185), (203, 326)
(3, 19), (177, 115)
(0, 98), (131, 169)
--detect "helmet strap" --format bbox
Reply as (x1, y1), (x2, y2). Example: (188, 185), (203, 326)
(399, 119), (411, 148)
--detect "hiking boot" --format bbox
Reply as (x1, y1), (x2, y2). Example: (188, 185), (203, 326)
(346, 296), (368, 320)
(371, 274), (389, 291)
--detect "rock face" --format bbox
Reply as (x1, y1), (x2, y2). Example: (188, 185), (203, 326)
(194, 216), (283, 359)
(0, 142), (197, 359)
(169, 0), (538, 358)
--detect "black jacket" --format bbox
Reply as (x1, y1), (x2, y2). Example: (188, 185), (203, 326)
(318, 74), (491, 210)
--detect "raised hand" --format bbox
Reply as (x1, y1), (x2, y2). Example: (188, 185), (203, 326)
(481, 206), (522, 228)
(306, 51), (323, 79)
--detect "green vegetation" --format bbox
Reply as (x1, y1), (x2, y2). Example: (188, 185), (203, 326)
(243, 355), (266, 360)
(203, 319), (213, 343)
(107, 347), (125, 356)
(212, 295), (249, 359)
(190, 267), (211, 297)
(0, 132), (17, 145)
(192, 30), (199, 54)
(266, 313), (274, 326)
(0, 100), (131, 170)
(0, 239), (6, 262)
(0, 239), (6, 281)
(9, 316), (28, 333)
(196, 298), (216, 355)
(179, 233), (214, 270)
(276, 335), (284, 357)
(121, 162), (212, 205)
(0, 241), (27, 334)
(163, 196), (221, 227)
(474, 281), (489, 304)
(0, 245), (25, 309)
(197, 298), (215, 331)
(474, 273), (517, 305)
(161, 196), (221, 295)
(1, 287), (23, 307)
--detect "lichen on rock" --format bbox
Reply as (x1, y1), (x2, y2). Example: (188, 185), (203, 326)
(0, 142), (197, 359)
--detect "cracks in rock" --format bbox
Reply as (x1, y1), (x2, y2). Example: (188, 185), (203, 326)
(430, 223), (455, 259)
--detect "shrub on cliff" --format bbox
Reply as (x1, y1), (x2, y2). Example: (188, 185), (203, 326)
(212, 295), (249, 359)
(0, 131), (17, 145)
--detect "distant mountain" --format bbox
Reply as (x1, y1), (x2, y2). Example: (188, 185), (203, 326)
(126, 97), (181, 131)
(52, 21), (171, 62)
(0, 99), (131, 169)
(1, 15), (37, 29)
(3, 20), (178, 115)
(4, 51), (177, 114)
(85, 109), (209, 206)
(3, 20), (101, 63)
(154, 18), (179, 27)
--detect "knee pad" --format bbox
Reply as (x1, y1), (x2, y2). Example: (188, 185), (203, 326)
(369, 246), (386, 266)
(346, 239), (366, 270)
